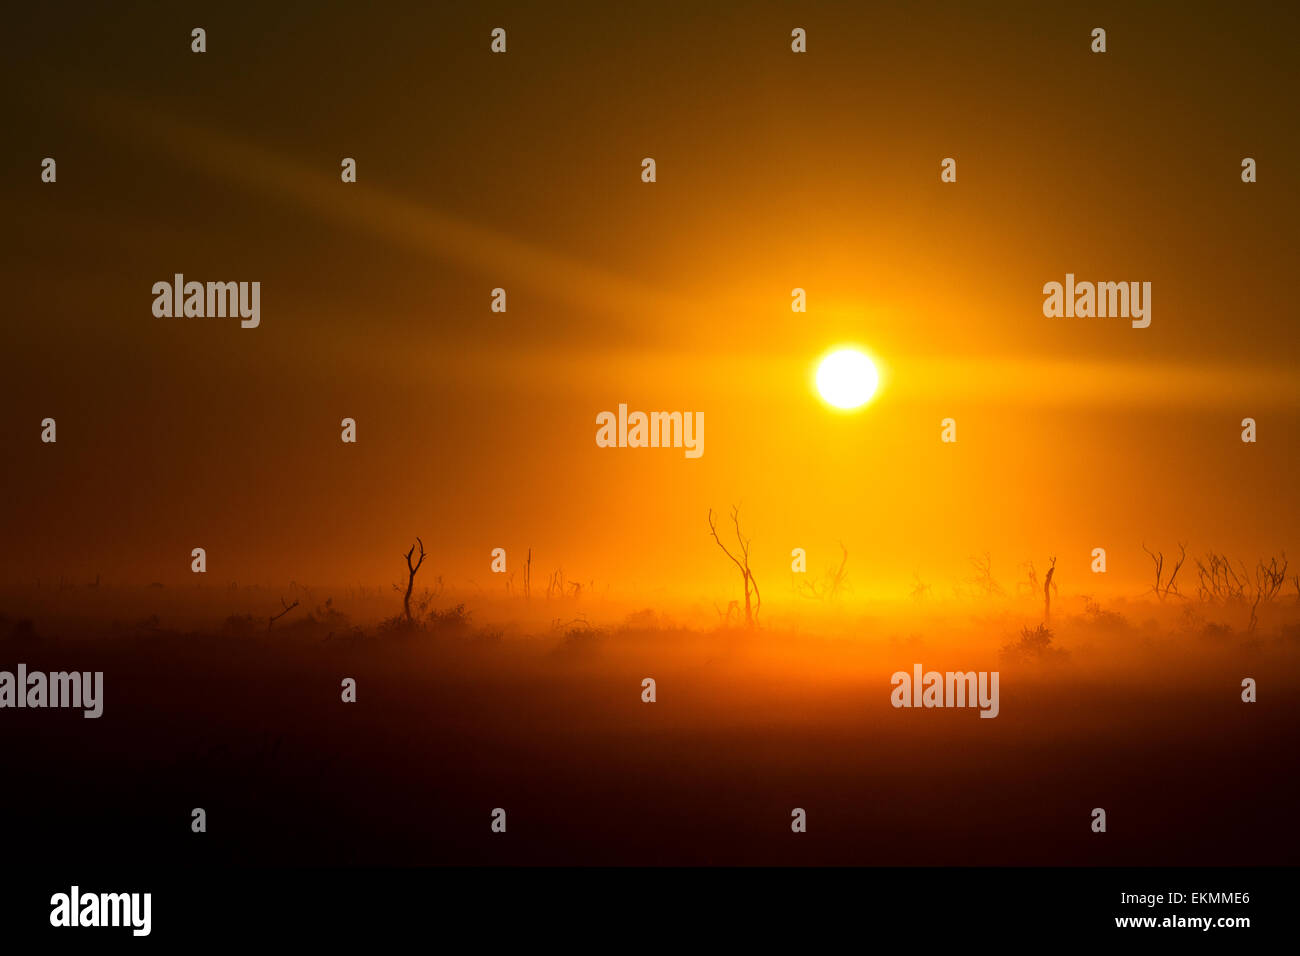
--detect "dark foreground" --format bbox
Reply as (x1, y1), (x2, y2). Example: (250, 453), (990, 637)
(2, 607), (1296, 868)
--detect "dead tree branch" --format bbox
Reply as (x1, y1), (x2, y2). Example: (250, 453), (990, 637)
(968, 552), (1004, 598)
(269, 597), (300, 630)
(1249, 553), (1289, 632)
(402, 537), (427, 622)
(708, 506), (761, 627)
(1043, 555), (1057, 625)
(797, 542), (849, 601)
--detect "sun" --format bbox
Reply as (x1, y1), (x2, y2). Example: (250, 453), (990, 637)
(815, 347), (880, 410)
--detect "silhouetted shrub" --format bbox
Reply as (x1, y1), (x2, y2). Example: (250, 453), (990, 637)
(622, 608), (660, 631)
(222, 614), (258, 637)
(0, 617), (38, 645)
(1199, 621), (1235, 642)
(1001, 624), (1069, 663)
(375, 615), (421, 638)
(426, 603), (471, 637)
(1082, 597), (1127, 628)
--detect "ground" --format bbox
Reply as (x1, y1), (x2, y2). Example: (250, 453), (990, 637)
(2, 592), (1296, 866)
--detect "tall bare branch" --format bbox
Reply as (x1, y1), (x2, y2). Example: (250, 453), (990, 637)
(402, 537), (427, 622)
(709, 506), (761, 627)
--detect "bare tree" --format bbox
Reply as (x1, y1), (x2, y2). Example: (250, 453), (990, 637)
(401, 538), (427, 623)
(269, 596), (300, 630)
(968, 552), (1004, 598)
(1018, 560), (1039, 598)
(1143, 542), (1186, 600)
(1195, 552), (1248, 603)
(797, 542), (849, 601)
(708, 506), (761, 627)
(1166, 543), (1187, 598)
(1248, 553), (1289, 632)
(546, 568), (566, 600)
(714, 599), (742, 627)
(1191, 550), (1289, 627)
(1143, 543), (1164, 599)
(1043, 555), (1057, 625)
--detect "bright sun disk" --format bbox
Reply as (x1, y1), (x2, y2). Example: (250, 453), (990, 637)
(815, 348), (880, 409)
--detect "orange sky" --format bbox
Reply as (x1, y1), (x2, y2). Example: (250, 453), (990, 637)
(3, 1), (1297, 604)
